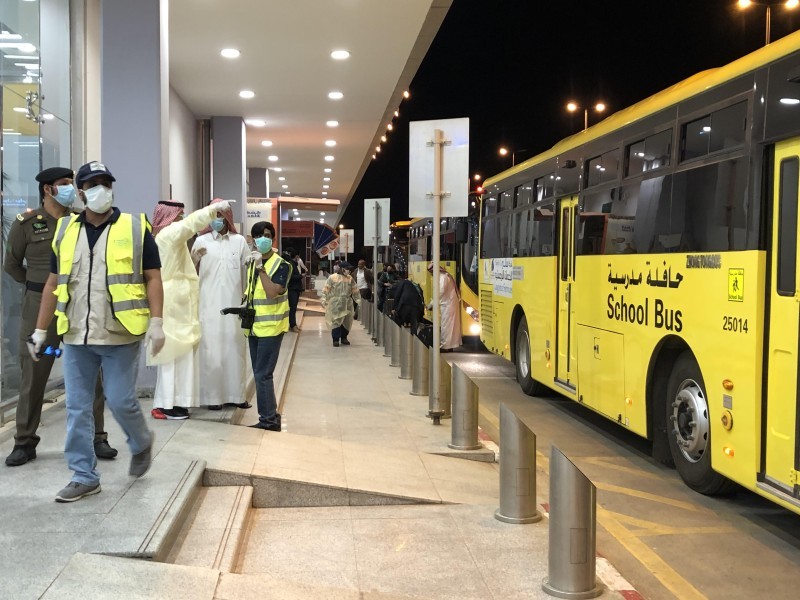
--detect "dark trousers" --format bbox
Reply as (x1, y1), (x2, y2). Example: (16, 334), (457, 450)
(332, 325), (349, 342)
(15, 290), (107, 448)
(248, 334), (283, 427)
(288, 289), (301, 328)
(394, 306), (421, 333)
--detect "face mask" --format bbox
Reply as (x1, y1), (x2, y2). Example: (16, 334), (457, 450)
(211, 218), (225, 232)
(83, 185), (113, 214)
(52, 185), (76, 207)
(255, 236), (273, 254)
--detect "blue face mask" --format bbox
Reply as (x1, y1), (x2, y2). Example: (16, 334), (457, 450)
(52, 185), (76, 207)
(210, 218), (225, 232)
(255, 236), (273, 254)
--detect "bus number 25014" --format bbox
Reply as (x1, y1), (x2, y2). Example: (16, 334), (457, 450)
(723, 316), (748, 333)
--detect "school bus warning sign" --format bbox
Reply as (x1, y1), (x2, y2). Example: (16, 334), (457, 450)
(728, 268), (744, 302)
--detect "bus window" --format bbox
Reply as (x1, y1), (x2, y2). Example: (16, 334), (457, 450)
(516, 182), (534, 207)
(536, 174), (556, 201)
(681, 101), (747, 161)
(556, 157), (581, 195)
(778, 157), (799, 295)
(512, 208), (530, 256)
(500, 189), (514, 212)
(586, 149), (620, 188)
(481, 216), (504, 259)
(483, 194), (498, 218)
(626, 129), (672, 176)
(531, 203), (555, 256)
(618, 175), (673, 254)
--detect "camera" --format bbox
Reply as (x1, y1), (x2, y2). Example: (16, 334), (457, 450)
(221, 306), (256, 329)
(27, 336), (63, 358)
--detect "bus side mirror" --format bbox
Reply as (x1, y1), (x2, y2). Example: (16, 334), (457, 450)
(455, 221), (468, 244)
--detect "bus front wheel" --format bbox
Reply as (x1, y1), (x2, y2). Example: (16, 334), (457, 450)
(665, 352), (735, 495)
(515, 319), (547, 396)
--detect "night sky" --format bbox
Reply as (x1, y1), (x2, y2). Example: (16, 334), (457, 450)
(341, 0), (800, 260)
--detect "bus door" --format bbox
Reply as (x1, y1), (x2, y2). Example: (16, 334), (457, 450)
(557, 197), (578, 387)
(765, 138), (800, 496)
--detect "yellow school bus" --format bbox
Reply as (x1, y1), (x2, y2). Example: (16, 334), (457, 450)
(407, 216), (482, 345)
(480, 30), (800, 512)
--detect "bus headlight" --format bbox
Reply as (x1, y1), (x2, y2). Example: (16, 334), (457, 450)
(465, 305), (479, 321)
(469, 323), (482, 335)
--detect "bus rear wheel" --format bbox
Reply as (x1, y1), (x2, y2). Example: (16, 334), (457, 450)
(515, 319), (547, 396)
(666, 352), (735, 495)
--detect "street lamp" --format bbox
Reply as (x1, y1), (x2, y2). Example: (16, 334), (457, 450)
(738, 0), (799, 45)
(566, 101), (606, 131)
(498, 147), (529, 166)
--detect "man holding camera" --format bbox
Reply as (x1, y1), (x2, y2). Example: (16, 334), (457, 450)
(243, 221), (291, 431)
(3, 167), (116, 467)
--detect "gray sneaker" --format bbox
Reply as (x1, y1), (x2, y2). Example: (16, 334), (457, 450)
(129, 431), (154, 477)
(55, 481), (101, 503)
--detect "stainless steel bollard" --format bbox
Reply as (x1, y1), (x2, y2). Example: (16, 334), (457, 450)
(410, 336), (429, 396)
(495, 403), (542, 524)
(390, 321), (401, 367)
(399, 327), (412, 379)
(448, 364), (481, 450)
(376, 305), (384, 346)
(383, 313), (393, 357)
(365, 302), (373, 336)
(542, 446), (603, 599)
(429, 353), (452, 419)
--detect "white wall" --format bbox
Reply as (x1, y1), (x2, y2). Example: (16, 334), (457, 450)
(169, 86), (198, 210)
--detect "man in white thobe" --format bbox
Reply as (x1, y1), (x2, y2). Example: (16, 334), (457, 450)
(427, 264), (462, 351)
(191, 199), (250, 409)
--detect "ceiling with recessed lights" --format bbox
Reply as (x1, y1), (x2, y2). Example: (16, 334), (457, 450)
(169, 0), (452, 220)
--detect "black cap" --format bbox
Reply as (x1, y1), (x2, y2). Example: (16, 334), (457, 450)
(35, 167), (73, 185)
(339, 261), (354, 271)
(75, 161), (116, 188)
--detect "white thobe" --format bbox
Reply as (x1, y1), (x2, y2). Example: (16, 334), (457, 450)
(439, 271), (462, 350)
(191, 230), (249, 405)
(151, 205), (217, 409)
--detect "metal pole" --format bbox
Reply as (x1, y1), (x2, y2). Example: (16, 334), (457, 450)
(448, 364), (481, 450)
(410, 335), (429, 396)
(766, 4), (771, 45)
(428, 352), (451, 422)
(390, 320), (401, 368)
(383, 306), (393, 358)
(373, 201), (380, 348)
(429, 128), (444, 422)
(583, 108), (588, 131)
(542, 446), (603, 599)
(399, 327), (413, 379)
(495, 403), (542, 524)
(376, 302), (384, 346)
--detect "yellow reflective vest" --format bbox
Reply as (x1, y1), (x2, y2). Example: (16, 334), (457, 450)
(246, 252), (291, 337)
(53, 212), (150, 337)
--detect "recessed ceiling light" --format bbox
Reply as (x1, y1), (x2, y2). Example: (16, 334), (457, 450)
(394, 110), (399, 118)
(326, 120), (339, 127)
(282, 185), (288, 189)
(780, 97), (800, 105)
(403, 90), (410, 99)
(375, 146), (381, 152)
(323, 177), (330, 181)
(372, 154), (376, 159)
(239, 90), (255, 99)
(387, 123), (393, 131)
(322, 192), (328, 195)
(245, 119), (266, 127)
(320, 218), (325, 223)
(271, 167), (282, 172)
(324, 168), (332, 173)
(330, 50), (350, 60)
(325, 140), (336, 147)
(278, 176), (285, 181)
(261, 140), (273, 147)
(324, 155), (335, 161)
(220, 48), (240, 58)
(380, 135), (387, 142)
(268, 155), (279, 162)
(323, 185), (329, 189)
(320, 212), (326, 216)
(328, 91), (344, 100)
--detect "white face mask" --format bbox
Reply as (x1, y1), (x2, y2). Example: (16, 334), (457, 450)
(83, 185), (113, 214)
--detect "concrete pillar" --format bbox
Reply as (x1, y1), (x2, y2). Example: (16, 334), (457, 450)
(211, 116), (246, 227)
(248, 167), (268, 198)
(100, 0), (169, 213)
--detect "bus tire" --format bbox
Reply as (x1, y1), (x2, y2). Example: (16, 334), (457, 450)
(666, 352), (735, 495)
(515, 319), (547, 397)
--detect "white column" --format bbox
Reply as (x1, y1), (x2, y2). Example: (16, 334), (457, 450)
(211, 116), (247, 226)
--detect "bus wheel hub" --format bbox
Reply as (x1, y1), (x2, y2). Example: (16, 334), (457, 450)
(670, 379), (709, 463)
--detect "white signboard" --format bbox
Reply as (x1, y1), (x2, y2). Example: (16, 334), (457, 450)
(492, 258), (513, 298)
(363, 198), (390, 247)
(245, 202), (271, 238)
(408, 118), (469, 219)
(339, 228), (355, 254)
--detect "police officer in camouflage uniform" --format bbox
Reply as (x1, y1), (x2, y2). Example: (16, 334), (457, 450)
(3, 167), (117, 467)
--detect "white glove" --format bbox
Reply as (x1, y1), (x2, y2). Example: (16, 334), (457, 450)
(27, 329), (47, 362)
(247, 250), (262, 268)
(213, 200), (232, 213)
(145, 317), (165, 357)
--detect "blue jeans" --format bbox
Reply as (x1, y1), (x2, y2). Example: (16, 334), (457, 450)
(63, 343), (151, 486)
(248, 334), (283, 426)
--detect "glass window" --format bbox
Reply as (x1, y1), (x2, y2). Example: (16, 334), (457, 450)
(560, 207), (571, 280)
(530, 203), (555, 256)
(681, 101), (747, 161)
(515, 182), (534, 207)
(481, 217), (503, 259)
(536, 174), (555, 201)
(498, 213), (511, 255)
(586, 149), (620, 187)
(512, 209), (529, 256)
(499, 189), (514, 212)
(483, 194), (497, 218)
(682, 116), (711, 161)
(556, 158), (581, 195)
(626, 129), (672, 176)
(778, 158), (799, 295)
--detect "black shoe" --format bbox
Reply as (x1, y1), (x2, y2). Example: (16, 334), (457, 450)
(207, 405), (222, 410)
(5, 445), (36, 467)
(248, 422), (281, 432)
(333, 340), (339, 347)
(236, 402), (252, 409)
(94, 440), (118, 460)
(340, 338), (350, 345)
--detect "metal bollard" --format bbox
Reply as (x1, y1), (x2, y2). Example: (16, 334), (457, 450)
(399, 327), (413, 379)
(410, 335), (429, 396)
(390, 321), (401, 367)
(376, 305), (384, 347)
(429, 353), (452, 421)
(365, 302), (373, 336)
(542, 446), (603, 599)
(448, 364), (481, 450)
(371, 303), (379, 343)
(495, 403), (542, 524)
(383, 313), (393, 357)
